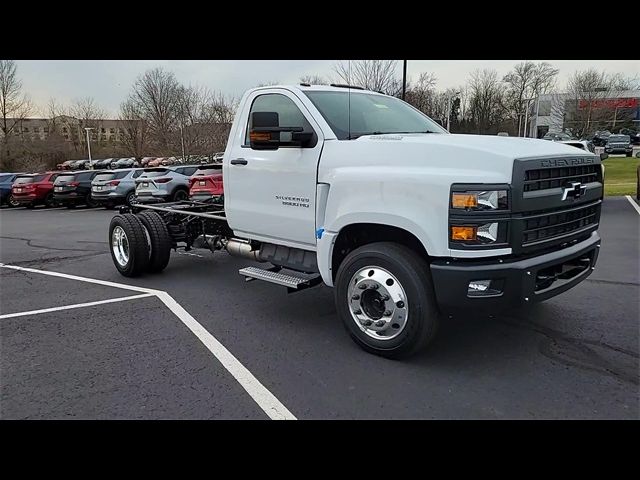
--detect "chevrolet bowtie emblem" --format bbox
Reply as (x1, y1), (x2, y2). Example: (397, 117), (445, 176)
(561, 181), (587, 201)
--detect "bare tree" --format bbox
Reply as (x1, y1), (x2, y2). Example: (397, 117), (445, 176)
(467, 69), (507, 134)
(300, 75), (328, 85)
(333, 60), (402, 96)
(0, 60), (34, 168)
(119, 98), (149, 159)
(554, 69), (638, 138)
(503, 61), (558, 136)
(64, 97), (106, 154)
(127, 67), (181, 152)
(405, 72), (437, 115)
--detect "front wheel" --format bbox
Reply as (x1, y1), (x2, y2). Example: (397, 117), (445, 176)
(335, 242), (440, 359)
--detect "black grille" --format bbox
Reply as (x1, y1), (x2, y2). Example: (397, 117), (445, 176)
(524, 165), (599, 192)
(522, 202), (600, 245)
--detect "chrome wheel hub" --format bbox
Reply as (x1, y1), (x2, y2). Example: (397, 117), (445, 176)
(347, 266), (408, 340)
(112, 226), (130, 267)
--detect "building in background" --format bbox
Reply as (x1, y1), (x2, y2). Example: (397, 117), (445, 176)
(530, 90), (640, 139)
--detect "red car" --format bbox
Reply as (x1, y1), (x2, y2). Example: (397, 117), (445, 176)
(188, 165), (223, 203)
(11, 171), (61, 208)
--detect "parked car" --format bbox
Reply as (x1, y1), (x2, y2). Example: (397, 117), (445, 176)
(111, 157), (138, 169)
(10, 171), (61, 208)
(542, 132), (572, 141)
(135, 165), (199, 203)
(91, 168), (144, 208)
(592, 130), (612, 147)
(53, 170), (104, 208)
(56, 160), (75, 170)
(212, 152), (224, 163)
(147, 157), (167, 167)
(0, 173), (22, 207)
(140, 157), (156, 167)
(93, 158), (115, 169)
(604, 134), (633, 157)
(559, 139), (595, 153)
(68, 159), (89, 170)
(619, 128), (640, 145)
(161, 157), (177, 166)
(188, 164), (224, 203)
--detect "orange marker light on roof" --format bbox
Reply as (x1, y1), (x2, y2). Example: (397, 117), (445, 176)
(451, 192), (478, 209)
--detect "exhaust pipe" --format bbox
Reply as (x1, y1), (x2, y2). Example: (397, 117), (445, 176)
(225, 239), (264, 261)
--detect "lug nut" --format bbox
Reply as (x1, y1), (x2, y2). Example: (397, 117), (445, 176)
(363, 320), (373, 326)
(396, 301), (404, 308)
(375, 320), (385, 327)
(370, 284), (379, 289)
(383, 310), (392, 316)
(353, 309), (362, 315)
(358, 284), (367, 290)
(352, 294), (360, 300)
(381, 294), (390, 301)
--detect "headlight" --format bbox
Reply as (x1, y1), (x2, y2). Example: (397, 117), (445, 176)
(451, 190), (508, 211)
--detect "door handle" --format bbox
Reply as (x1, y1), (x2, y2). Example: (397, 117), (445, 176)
(230, 158), (248, 165)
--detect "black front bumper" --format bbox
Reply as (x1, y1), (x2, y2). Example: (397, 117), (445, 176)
(430, 232), (600, 313)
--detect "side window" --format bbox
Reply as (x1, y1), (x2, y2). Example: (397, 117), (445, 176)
(182, 167), (198, 176)
(49, 174), (59, 182)
(173, 167), (184, 175)
(244, 93), (314, 146)
(132, 170), (143, 179)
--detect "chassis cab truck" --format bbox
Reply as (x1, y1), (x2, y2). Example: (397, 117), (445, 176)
(109, 84), (603, 358)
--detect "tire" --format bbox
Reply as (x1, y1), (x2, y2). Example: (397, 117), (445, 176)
(7, 195), (19, 208)
(26, 203), (35, 209)
(108, 213), (150, 277)
(44, 192), (55, 208)
(334, 242), (440, 359)
(172, 188), (188, 202)
(86, 194), (99, 208)
(136, 210), (172, 273)
(66, 203), (76, 209)
(125, 190), (137, 207)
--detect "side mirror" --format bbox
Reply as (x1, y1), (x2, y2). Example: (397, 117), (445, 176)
(249, 111), (311, 150)
(600, 152), (608, 161)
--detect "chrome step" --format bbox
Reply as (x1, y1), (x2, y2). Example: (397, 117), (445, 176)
(238, 266), (317, 289)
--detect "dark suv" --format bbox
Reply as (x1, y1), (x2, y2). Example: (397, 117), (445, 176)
(53, 170), (104, 208)
(0, 173), (22, 207)
(604, 134), (633, 157)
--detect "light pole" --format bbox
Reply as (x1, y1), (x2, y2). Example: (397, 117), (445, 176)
(180, 125), (186, 162)
(402, 60), (407, 100)
(84, 127), (94, 168)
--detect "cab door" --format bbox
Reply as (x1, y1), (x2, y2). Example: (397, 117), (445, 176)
(225, 89), (323, 248)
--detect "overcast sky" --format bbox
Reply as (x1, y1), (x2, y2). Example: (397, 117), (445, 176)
(16, 60), (639, 117)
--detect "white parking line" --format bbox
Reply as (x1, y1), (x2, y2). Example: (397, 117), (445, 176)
(0, 263), (296, 420)
(625, 195), (640, 215)
(0, 293), (154, 319)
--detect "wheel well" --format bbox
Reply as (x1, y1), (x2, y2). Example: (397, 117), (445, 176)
(331, 223), (429, 280)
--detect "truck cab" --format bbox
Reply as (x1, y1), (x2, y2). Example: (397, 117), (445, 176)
(110, 84), (603, 358)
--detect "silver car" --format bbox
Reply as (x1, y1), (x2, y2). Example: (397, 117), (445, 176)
(91, 168), (144, 208)
(135, 165), (199, 204)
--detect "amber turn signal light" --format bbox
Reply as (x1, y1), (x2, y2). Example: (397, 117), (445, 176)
(451, 226), (477, 241)
(451, 193), (478, 209)
(250, 131), (271, 142)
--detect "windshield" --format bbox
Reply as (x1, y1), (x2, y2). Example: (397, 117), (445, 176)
(608, 135), (629, 142)
(0, 174), (14, 182)
(304, 91), (447, 140)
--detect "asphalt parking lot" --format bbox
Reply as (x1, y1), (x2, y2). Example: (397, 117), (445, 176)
(1, 198), (638, 419)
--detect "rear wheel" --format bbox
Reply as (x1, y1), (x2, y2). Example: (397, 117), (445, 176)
(109, 214), (150, 277)
(125, 191), (137, 207)
(137, 210), (172, 273)
(86, 194), (99, 208)
(8, 195), (19, 208)
(335, 242), (440, 359)
(44, 192), (55, 208)
(172, 188), (188, 202)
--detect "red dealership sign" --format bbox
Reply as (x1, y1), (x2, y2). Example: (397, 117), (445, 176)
(578, 98), (639, 109)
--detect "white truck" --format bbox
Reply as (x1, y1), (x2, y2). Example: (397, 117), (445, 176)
(109, 84), (603, 358)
